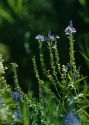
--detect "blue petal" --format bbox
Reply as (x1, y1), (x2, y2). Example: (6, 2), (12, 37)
(64, 111), (80, 125)
(65, 21), (76, 36)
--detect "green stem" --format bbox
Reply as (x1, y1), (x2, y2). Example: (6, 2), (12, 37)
(11, 63), (21, 91)
(32, 56), (44, 99)
(54, 40), (60, 73)
(22, 102), (29, 125)
(69, 35), (76, 72)
(38, 41), (47, 76)
(47, 42), (63, 97)
(47, 42), (61, 85)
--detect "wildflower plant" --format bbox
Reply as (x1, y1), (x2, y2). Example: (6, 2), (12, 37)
(32, 21), (89, 125)
(0, 56), (29, 125)
(0, 55), (13, 125)
(0, 21), (89, 125)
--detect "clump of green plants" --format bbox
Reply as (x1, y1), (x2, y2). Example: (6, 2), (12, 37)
(0, 21), (89, 125)
(0, 56), (29, 125)
(32, 21), (89, 125)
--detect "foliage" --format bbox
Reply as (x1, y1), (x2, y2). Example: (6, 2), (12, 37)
(79, 38), (89, 68)
(79, 0), (89, 24)
(0, 22), (89, 125)
(0, 0), (89, 86)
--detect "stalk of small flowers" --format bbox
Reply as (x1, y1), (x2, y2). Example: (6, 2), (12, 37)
(11, 63), (29, 102)
(47, 41), (57, 76)
(32, 56), (44, 99)
(47, 40), (64, 97)
(11, 62), (28, 105)
(48, 41), (63, 98)
(38, 41), (47, 77)
(0, 55), (5, 75)
(63, 21), (83, 124)
(36, 36), (57, 89)
(32, 56), (41, 83)
(35, 33), (60, 78)
(61, 65), (68, 81)
(36, 34), (57, 80)
(11, 63), (28, 125)
(0, 55), (12, 102)
(65, 21), (79, 92)
(46, 34), (61, 84)
(65, 20), (76, 72)
(47, 38), (62, 89)
(0, 77), (6, 93)
(69, 35), (76, 72)
(35, 36), (61, 99)
(35, 34), (62, 98)
(53, 39), (61, 73)
(38, 40), (57, 95)
(0, 55), (7, 86)
(11, 63), (21, 92)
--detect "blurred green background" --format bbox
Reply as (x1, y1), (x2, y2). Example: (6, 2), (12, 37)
(0, 0), (89, 91)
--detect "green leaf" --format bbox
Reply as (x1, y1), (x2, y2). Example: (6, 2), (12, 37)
(7, 0), (24, 14)
(74, 76), (87, 84)
(17, 0), (23, 12)
(79, 0), (86, 6)
(79, 51), (89, 62)
(0, 7), (13, 22)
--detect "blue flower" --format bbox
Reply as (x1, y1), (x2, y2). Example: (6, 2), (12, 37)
(35, 35), (45, 41)
(13, 112), (23, 119)
(0, 100), (4, 105)
(66, 63), (71, 69)
(65, 20), (76, 36)
(35, 33), (55, 42)
(12, 92), (22, 101)
(16, 113), (23, 119)
(45, 33), (55, 41)
(64, 110), (80, 125)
